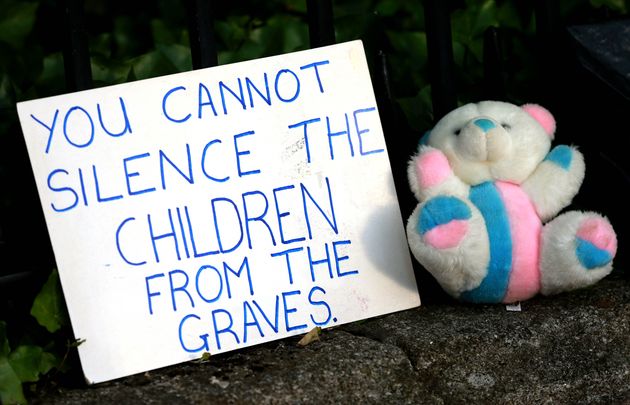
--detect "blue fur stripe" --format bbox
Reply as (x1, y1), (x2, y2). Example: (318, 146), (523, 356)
(460, 182), (512, 303)
(417, 196), (471, 234)
(576, 238), (612, 269)
(545, 145), (572, 169)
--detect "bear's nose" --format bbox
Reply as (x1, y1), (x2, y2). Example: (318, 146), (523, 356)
(473, 118), (496, 133)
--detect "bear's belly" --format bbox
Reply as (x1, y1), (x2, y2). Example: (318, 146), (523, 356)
(460, 181), (542, 303)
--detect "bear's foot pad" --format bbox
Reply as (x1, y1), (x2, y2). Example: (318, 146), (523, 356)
(575, 218), (617, 270)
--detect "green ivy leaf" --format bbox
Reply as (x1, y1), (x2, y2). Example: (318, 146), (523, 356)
(157, 44), (192, 72)
(91, 55), (131, 86)
(113, 15), (145, 59)
(0, 73), (16, 110)
(0, 1), (38, 49)
(385, 30), (429, 92)
(0, 323), (26, 405)
(385, 31), (427, 62)
(471, 0), (498, 37)
(8, 345), (56, 383)
(31, 269), (68, 333)
(215, 17), (249, 51)
(151, 19), (176, 46)
(590, 0), (627, 11)
(375, 0), (402, 17)
(496, 1), (527, 31)
(397, 85), (433, 131)
(0, 357), (25, 405)
(285, 0), (307, 13)
(129, 50), (178, 80)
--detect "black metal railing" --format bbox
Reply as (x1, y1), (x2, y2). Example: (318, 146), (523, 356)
(186, 0), (219, 69)
(62, 0), (93, 92)
(0, 0), (559, 297)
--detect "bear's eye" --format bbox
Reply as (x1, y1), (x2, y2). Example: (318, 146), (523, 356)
(453, 128), (461, 135)
(501, 123), (511, 131)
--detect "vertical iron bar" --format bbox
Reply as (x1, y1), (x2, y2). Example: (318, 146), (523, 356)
(306, 0), (336, 48)
(374, 50), (417, 219)
(62, 0), (92, 91)
(534, 0), (558, 47)
(483, 27), (506, 100)
(376, 51), (394, 105)
(186, 0), (218, 69)
(534, 0), (560, 107)
(423, 0), (457, 121)
(0, 219), (5, 267)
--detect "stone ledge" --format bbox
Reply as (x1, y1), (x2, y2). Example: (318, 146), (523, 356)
(35, 272), (629, 404)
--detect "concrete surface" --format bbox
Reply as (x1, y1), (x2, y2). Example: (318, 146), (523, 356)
(33, 272), (629, 404)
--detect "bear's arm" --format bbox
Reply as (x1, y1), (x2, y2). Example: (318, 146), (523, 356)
(408, 146), (469, 202)
(522, 145), (585, 222)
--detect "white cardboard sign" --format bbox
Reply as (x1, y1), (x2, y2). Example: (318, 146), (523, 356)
(17, 40), (419, 383)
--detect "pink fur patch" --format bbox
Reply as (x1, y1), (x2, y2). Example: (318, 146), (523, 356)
(522, 104), (556, 137)
(496, 182), (542, 303)
(416, 150), (451, 189)
(577, 218), (617, 255)
(424, 220), (468, 249)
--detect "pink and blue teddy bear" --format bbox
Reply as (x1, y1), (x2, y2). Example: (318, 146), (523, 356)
(406, 101), (617, 303)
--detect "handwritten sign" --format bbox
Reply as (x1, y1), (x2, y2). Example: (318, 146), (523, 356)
(16, 40), (419, 384)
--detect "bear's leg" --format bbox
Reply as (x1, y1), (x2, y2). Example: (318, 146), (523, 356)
(540, 211), (617, 295)
(406, 195), (490, 298)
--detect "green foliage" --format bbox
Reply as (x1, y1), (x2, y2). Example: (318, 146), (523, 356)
(218, 14), (308, 64)
(0, 268), (69, 403)
(8, 345), (57, 383)
(31, 269), (68, 334)
(0, 0), (40, 133)
(0, 1), (38, 49)
(0, 0), (628, 399)
(1, 321), (25, 404)
(0, 327), (60, 404)
(590, 0), (628, 12)
(0, 0), (623, 134)
(0, 352), (25, 405)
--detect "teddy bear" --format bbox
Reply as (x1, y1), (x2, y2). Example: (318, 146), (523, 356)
(406, 101), (617, 303)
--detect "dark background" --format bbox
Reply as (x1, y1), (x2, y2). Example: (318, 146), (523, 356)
(1, 0), (628, 304)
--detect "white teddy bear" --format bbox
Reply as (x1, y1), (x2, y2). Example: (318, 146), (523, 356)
(406, 101), (617, 303)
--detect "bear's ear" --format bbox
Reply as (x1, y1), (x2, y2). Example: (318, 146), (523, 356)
(522, 104), (556, 138)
